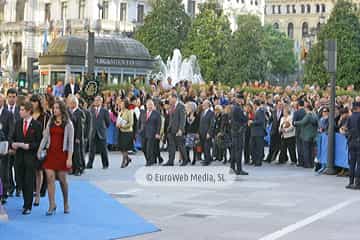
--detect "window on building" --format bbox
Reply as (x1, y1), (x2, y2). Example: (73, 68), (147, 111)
(286, 5), (290, 14)
(278, 5), (281, 14)
(120, 2), (127, 21)
(0, 2), (5, 23)
(273, 22), (279, 30)
(255, 0), (258, 6)
(12, 42), (22, 72)
(45, 3), (51, 22)
(102, 1), (109, 19)
(272, 5), (276, 14)
(302, 22), (309, 38)
(79, 0), (85, 19)
(292, 5), (296, 13)
(307, 4), (311, 13)
(16, 0), (25, 22)
(250, 0), (253, 5)
(61, 1), (67, 20)
(321, 4), (326, 12)
(137, 4), (144, 23)
(301, 4), (305, 13)
(316, 4), (320, 13)
(241, 0), (245, 3)
(187, 0), (196, 17)
(288, 23), (294, 39)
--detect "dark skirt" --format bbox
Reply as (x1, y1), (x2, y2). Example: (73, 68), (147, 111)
(118, 130), (134, 151)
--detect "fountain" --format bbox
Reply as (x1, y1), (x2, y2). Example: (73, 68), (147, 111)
(151, 49), (203, 86)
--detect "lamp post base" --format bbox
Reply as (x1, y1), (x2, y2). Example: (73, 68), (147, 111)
(324, 168), (337, 175)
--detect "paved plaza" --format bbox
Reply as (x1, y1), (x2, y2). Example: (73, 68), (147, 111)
(78, 151), (360, 240)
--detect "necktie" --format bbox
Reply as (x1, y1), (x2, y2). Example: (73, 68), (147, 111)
(96, 108), (100, 118)
(23, 120), (28, 136)
(10, 106), (13, 113)
(146, 111), (151, 121)
(170, 105), (176, 114)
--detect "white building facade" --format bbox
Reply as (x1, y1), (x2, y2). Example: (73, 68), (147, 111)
(0, 0), (151, 83)
(182, 0), (265, 31)
(0, 0), (265, 84)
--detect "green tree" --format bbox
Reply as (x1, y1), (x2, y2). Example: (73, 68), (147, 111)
(183, 1), (232, 83)
(227, 15), (265, 84)
(304, 43), (329, 87)
(134, 0), (191, 59)
(262, 25), (297, 81)
(304, 0), (360, 88)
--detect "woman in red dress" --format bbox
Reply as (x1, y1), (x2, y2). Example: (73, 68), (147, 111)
(38, 100), (74, 216)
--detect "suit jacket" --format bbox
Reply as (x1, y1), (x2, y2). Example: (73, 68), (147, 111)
(6, 104), (20, 123)
(71, 108), (84, 142)
(199, 109), (215, 138)
(81, 107), (91, 141)
(90, 107), (110, 140)
(231, 103), (248, 136)
(137, 109), (147, 138)
(168, 102), (186, 135)
(64, 83), (80, 98)
(118, 109), (133, 132)
(0, 108), (14, 141)
(293, 108), (306, 136)
(144, 110), (161, 139)
(251, 108), (266, 137)
(294, 112), (318, 142)
(11, 119), (42, 162)
(270, 109), (283, 136)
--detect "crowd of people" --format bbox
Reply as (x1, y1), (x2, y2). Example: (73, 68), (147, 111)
(0, 77), (359, 217)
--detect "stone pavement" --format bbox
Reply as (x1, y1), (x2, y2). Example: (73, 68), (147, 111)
(78, 152), (360, 240)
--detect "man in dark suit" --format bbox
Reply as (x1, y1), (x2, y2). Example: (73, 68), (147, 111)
(199, 100), (215, 166)
(249, 100), (266, 166)
(230, 93), (248, 175)
(10, 102), (42, 215)
(0, 94), (14, 204)
(163, 94), (188, 166)
(293, 99), (306, 167)
(68, 95), (85, 176)
(64, 77), (80, 98)
(143, 99), (161, 166)
(266, 100), (283, 163)
(79, 98), (91, 154)
(6, 88), (20, 196)
(345, 101), (360, 190)
(87, 96), (110, 169)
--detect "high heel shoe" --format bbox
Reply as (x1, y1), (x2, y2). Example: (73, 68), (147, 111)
(33, 200), (40, 207)
(124, 158), (132, 167)
(64, 206), (70, 214)
(46, 206), (57, 216)
(121, 160), (126, 168)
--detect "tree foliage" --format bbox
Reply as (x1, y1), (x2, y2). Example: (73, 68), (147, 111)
(134, 0), (191, 59)
(304, 0), (360, 89)
(226, 15), (265, 85)
(182, 1), (232, 83)
(262, 25), (297, 78)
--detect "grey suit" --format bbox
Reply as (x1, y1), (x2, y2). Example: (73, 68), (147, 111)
(230, 103), (248, 171)
(199, 109), (215, 164)
(87, 107), (110, 168)
(0, 108), (14, 199)
(250, 108), (266, 166)
(166, 102), (188, 165)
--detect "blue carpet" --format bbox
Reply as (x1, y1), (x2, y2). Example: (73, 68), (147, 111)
(0, 181), (159, 240)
